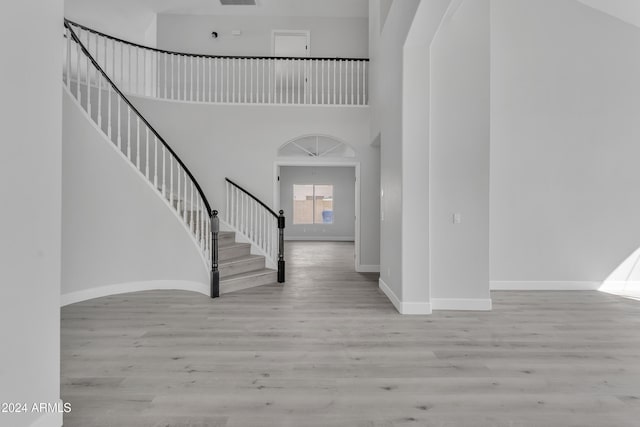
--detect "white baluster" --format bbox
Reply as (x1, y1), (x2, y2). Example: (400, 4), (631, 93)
(162, 145), (166, 196)
(351, 60), (354, 105)
(107, 84), (112, 139)
(76, 37), (81, 101)
(117, 96), (121, 149)
(128, 44), (132, 93)
(170, 157), (174, 206)
(145, 128), (150, 179)
(268, 60), (273, 104)
(183, 170), (188, 221)
(321, 60), (325, 105)
(357, 61), (360, 105)
(97, 71), (102, 129)
(208, 57), (212, 102)
(190, 56), (194, 101)
(258, 59), (267, 104)
(250, 58), (254, 103)
(136, 117), (141, 169)
(363, 61), (367, 104)
(312, 60), (319, 104)
(171, 54), (175, 99)
(339, 60), (342, 105)
(65, 28), (71, 88)
(111, 37), (115, 82)
(196, 56), (200, 102)
(86, 31), (91, 117)
(285, 59), (290, 104)
(232, 58), (236, 103)
(177, 164), (181, 214)
(244, 58), (248, 103)
(224, 181), (231, 222)
(226, 58), (230, 103)
(214, 58), (218, 102)
(154, 136), (158, 188)
(183, 55), (187, 101)
(190, 182), (194, 232)
(127, 107), (131, 160)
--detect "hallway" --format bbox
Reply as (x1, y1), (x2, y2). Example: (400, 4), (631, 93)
(61, 242), (640, 426)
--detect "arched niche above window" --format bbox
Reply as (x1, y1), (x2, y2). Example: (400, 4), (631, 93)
(277, 135), (356, 158)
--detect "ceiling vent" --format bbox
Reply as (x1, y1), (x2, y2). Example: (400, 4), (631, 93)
(219, 0), (256, 5)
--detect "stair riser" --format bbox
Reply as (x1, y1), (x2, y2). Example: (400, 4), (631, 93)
(221, 271), (278, 294)
(219, 244), (251, 261)
(220, 257), (265, 278)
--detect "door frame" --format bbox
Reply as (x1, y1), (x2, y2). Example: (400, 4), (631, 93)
(271, 30), (311, 57)
(274, 160), (363, 272)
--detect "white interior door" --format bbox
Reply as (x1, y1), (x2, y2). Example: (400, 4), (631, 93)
(273, 31), (310, 103)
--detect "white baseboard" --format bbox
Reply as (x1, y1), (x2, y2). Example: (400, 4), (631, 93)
(490, 281), (600, 291)
(431, 298), (492, 311)
(284, 236), (355, 241)
(30, 402), (63, 427)
(61, 280), (209, 306)
(357, 264), (380, 273)
(378, 278), (432, 315)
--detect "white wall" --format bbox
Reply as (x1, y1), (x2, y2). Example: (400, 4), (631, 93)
(0, 1), (63, 426)
(129, 97), (380, 269)
(157, 14), (368, 58)
(280, 166), (356, 241)
(491, 0), (640, 286)
(65, 0), (157, 46)
(430, 0), (491, 307)
(370, 0), (421, 304)
(401, 0), (452, 311)
(61, 90), (210, 302)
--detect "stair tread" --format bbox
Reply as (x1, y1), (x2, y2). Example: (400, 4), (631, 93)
(219, 241), (251, 249)
(220, 268), (277, 282)
(219, 254), (264, 266)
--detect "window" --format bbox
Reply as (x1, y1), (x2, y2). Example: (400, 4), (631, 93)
(293, 185), (333, 224)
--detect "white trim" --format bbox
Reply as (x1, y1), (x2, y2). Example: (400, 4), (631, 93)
(379, 278), (432, 315)
(275, 161), (362, 272)
(29, 402), (63, 427)
(61, 280), (209, 306)
(357, 264), (380, 273)
(271, 29), (311, 57)
(285, 236), (355, 242)
(431, 298), (492, 311)
(490, 281), (601, 291)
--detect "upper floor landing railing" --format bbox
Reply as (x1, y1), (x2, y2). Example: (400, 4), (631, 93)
(67, 21), (369, 106)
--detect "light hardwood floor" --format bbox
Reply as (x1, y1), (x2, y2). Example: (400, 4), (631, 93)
(61, 242), (640, 426)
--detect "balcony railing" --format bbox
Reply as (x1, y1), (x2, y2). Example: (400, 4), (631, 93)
(67, 21), (369, 106)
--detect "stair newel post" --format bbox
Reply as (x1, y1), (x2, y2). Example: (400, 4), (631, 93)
(277, 210), (285, 283)
(211, 210), (220, 298)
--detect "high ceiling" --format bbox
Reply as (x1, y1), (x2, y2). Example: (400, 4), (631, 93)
(155, 0), (368, 17)
(65, 0), (368, 45)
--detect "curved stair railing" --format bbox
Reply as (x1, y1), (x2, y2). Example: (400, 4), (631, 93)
(66, 20), (369, 106)
(63, 20), (222, 297)
(225, 178), (285, 282)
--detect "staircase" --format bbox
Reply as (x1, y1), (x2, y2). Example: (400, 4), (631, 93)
(218, 232), (278, 293)
(63, 19), (281, 298)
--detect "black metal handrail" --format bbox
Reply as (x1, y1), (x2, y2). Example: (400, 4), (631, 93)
(225, 178), (278, 218)
(66, 19), (221, 298)
(65, 19), (212, 216)
(66, 19), (370, 63)
(225, 178), (285, 283)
